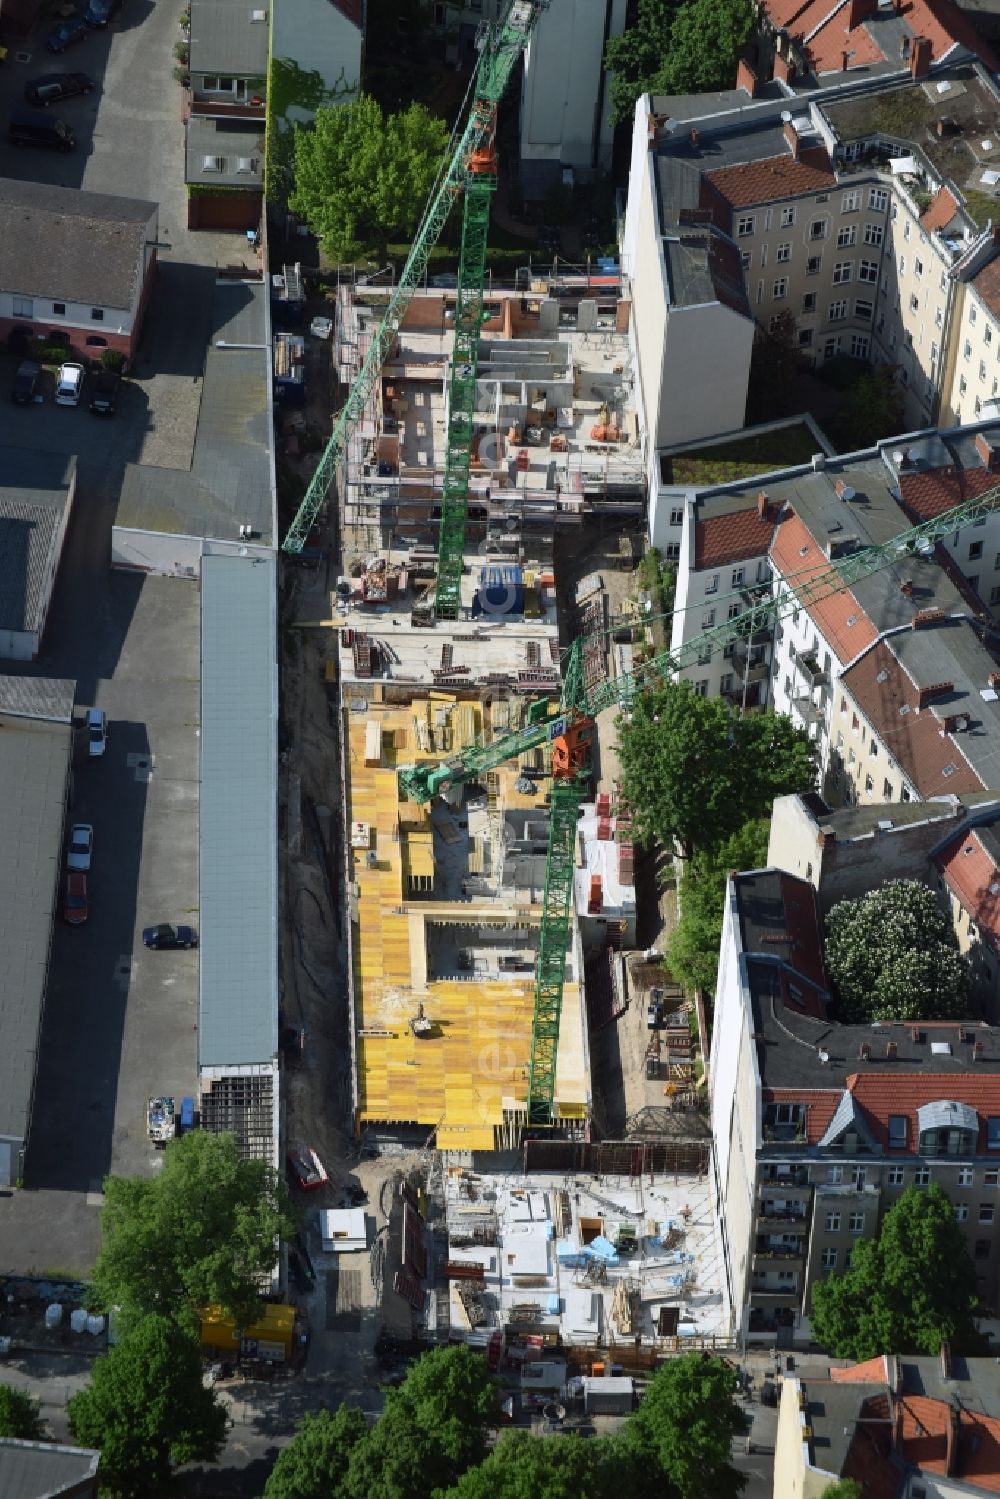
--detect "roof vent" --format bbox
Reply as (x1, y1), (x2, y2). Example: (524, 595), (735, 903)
(877, 669), (889, 683)
(202, 155), (224, 173)
(818, 1048), (830, 1064)
(931, 1041), (952, 1055)
(236, 157), (258, 174)
(251, 6), (267, 17)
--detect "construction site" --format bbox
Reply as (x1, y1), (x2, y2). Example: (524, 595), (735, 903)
(277, 0), (728, 1367)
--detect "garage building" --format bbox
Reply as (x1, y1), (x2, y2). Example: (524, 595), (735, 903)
(0, 450), (76, 661)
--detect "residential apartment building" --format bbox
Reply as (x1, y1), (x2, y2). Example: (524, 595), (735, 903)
(622, 41), (1000, 497)
(768, 789), (1000, 1022)
(711, 866), (1000, 1347)
(776, 1353), (1000, 1499)
(668, 489), (776, 706)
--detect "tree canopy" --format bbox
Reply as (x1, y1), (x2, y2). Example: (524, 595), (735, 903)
(605, 0), (754, 123)
(616, 682), (815, 860)
(821, 1483), (863, 1499)
(668, 819), (770, 994)
(289, 96), (449, 262)
(88, 1130), (298, 1332)
(67, 1316), (227, 1498)
(0, 1384), (45, 1440)
(825, 880), (970, 1022)
(265, 1351), (745, 1499)
(745, 313), (803, 425)
(810, 1184), (981, 1359)
(264, 1407), (369, 1499)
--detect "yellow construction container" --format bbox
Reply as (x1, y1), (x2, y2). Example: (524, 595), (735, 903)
(200, 1303), (295, 1360)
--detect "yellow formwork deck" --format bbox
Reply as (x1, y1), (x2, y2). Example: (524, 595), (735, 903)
(347, 700), (589, 1147)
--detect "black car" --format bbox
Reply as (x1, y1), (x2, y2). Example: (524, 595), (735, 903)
(142, 923), (198, 950)
(46, 17), (87, 51)
(84, 0), (122, 25)
(11, 361), (41, 405)
(24, 72), (94, 104)
(90, 369), (121, 416)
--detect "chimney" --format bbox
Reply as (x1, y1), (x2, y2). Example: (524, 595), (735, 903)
(842, 49), (851, 70)
(912, 607), (946, 629)
(910, 35), (933, 78)
(886, 1040), (897, 1058)
(757, 490), (770, 520)
(900, 579), (914, 596)
(917, 680), (954, 708)
(975, 1038), (984, 1058)
(989, 671), (1000, 689)
(975, 431), (1000, 470)
(817, 827), (836, 847)
(900, 34), (911, 59)
(946, 1404), (960, 1477)
(892, 1394), (905, 1453)
(690, 127), (700, 148)
(940, 1341), (953, 1379)
(774, 50), (792, 82)
(847, 0), (878, 27)
(783, 117), (801, 160)
(737, 57), (759, 97)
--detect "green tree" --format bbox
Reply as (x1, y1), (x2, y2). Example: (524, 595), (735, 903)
(0, 1384), (45, 1440)
(343, 1345), (499, 1499)
(810, 1184), (980, 1359)
(745, 312), (803, 425)
(444, 1429), (621, 1499)
(67, 1316), (227, 1498)
(668, 819), (770, 993)
(835, 364), (903, 449)
(605, 0), (754, 122)
(616, 682), (815, 860)
(821, 1483), (863, 1499)
(88, 1130), (298, 1331)
(289, 96), (449, 262)
(825, 880), (969, 1022)
(264, 1407), (368, 1499)
(618, 1354), (746, 1499)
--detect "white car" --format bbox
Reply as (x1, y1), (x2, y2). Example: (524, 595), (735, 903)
(86, 707), (107, 757)
(54, 361), (85, 406)
(67, 823), (93, 871)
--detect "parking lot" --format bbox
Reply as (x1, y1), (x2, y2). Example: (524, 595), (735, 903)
(0, 0), (254, 1273)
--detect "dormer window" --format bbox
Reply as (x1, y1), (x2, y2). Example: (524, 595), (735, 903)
(888, 1115), (908, 1148)
(917, 1100), (978, 1157)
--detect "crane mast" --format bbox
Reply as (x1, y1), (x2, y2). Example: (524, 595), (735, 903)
(281, 0), (549, 555)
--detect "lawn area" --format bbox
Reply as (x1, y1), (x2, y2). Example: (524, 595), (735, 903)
(662, 422), (821, 486)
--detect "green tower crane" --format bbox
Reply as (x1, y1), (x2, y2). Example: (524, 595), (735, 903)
(399, 480), (1000, 1125)
(282, 0), (550, 556)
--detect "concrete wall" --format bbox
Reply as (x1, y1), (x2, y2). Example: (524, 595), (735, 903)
(188, 189), (262, 232)
(519, 0), (626, 176)
(660, 303), (754, 449)
(774, 1377), (840, 1499)
(270, 0), (362, 122)
(630, 163), (668, 458)
(710, 880), (759, 1323)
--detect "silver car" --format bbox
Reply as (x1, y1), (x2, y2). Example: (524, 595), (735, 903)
(67, 822), (93, 871)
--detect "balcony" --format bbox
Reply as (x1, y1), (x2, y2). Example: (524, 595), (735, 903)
(757, 1206), (808, 1225)
(750, 1281), (800, 1300)
(792, 648), (828, 688)
(189, 95), (266, 122)
(753, 1243), (804, 1263)
(759, 1166), (810, 1188)
(792, 695), (825, 728)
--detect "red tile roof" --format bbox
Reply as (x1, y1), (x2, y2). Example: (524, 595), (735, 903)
(703, 146), (836, 210)
(840, 1400), (899, 1499)
(694, 506), (777, 569)
(769, 509), (878, 664)
(935, 828), (1000, 952)
(958, 1409), (1000, 1491)
(920, 186), (961, 233)
(840, 640), (984, 798)
(762, 1087), (842, 1143)
(846, 1071), (1000, 1153)
(973, 252), (1000, 321)
(898, 465), (1000, 522)
(759, 0), (998, 73)
(331, 0), (363, 23)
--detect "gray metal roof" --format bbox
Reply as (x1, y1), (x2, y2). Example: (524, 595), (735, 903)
(185, 116), (264, 188)
(0, 177), (155, 311)
(0, 711), (73, 1144)
(917, 1098), (980, 1135)
(0, 1438), (100, 1498)
(818, 1089), (879, 1149)
(0, 451), (76, 636)
(188, 0), (269, 77)
(0, 674), (74, 722)
(198, 552), (277, 1068)
(115, 280), (275, 544)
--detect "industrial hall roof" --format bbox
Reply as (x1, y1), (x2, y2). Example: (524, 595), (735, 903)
(0, 450), (76, 636)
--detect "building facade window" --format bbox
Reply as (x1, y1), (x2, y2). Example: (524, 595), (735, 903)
(829, 300), (848, 322)
(838, 225), (858, 247)
(780, 206), (796, 227)
(849, 1212), (865, 1234)
(737, 215), (755, 237)
(52, 303), (65, 316)
(859, 260), (878, 283)
(888, 1166), (905, 1185)
(12, 295), (33, 317)
(850, 335), (870, 359)
(821, 1248), (838, 1268)
(980, 1204), (996, 1225)
(777, 242), (791, 263)
(825, 1213), (841, 1231)
(773, 278), (788, 299)
(956, 1204), (969, 1222)
(833, 261), (853, 284)
(959, 1167), (974, 1186)
(803, 292), (817, 312)
(809, 220), (828, 241)
(868, 188), (888, 211)
(864, 223), (883, 246)
(915, 1167), (930, 1185)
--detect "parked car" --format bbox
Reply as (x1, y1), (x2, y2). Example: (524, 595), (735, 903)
(55, 362), (85, 406)
(84, 0), (122, 25)
(142, 923), (198, 950)
(64, 871), (89, 924)
(24, 72), (94, 104)
(8, 107), (76, 150)
(46, 17), (88, 51)
(646, 1001), (663, 1030)
(86, 707), (107, 756)
(89, 369), (121, 416)
(67, 823), (94, 871)
(287, 1144), (328, 1191)
(11, 360), (41, 405)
